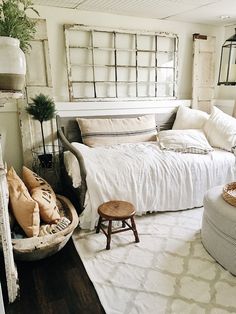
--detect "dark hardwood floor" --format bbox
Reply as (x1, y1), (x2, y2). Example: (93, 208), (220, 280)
(0, 239), (105, 314)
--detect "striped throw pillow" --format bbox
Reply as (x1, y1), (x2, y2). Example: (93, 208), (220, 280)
(76, 115), (157, 147)
(158, 129), (213, 154)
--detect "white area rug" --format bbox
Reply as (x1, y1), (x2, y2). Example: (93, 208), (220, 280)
(72, 208), (236, 314)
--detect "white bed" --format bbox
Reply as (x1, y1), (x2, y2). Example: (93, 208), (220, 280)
(64, 141), (236, 230)
(57, 103), (236, 230)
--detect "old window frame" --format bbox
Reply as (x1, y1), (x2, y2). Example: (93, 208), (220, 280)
(64, 24), (178, 101)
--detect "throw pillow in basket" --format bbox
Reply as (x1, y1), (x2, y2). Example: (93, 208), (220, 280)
(22, 166), (60, 223)
(7, 167), (40, 237)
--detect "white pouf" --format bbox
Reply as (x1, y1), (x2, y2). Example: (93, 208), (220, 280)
(202, 185), (236, 275)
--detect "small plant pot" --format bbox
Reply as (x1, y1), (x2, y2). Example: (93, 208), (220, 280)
(38, 153), (53, 168)
(32, 145), (62, 169)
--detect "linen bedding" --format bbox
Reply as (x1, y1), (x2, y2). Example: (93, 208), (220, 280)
(64, 141), (236, 230)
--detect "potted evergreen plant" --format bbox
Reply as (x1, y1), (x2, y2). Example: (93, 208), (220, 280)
(0, 0), (39, 90)
(26, 93), (56, 168)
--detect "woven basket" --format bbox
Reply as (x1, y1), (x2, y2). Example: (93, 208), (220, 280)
(222, 182), (236, 207)
(11, 195), (79, 261)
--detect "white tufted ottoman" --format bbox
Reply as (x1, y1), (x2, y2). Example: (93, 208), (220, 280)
(202, 185), (236, 275)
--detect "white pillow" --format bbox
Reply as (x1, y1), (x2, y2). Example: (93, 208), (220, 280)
(158, 129), (213, 154)
(77, 115), (157, 147)
(172, 106), (209, 130)
(204, 106), (236, 151)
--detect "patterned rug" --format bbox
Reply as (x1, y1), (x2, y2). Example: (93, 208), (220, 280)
(72, 208), (236, 314)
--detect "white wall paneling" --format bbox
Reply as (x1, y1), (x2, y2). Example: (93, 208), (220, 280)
(56, 99), (191, 116)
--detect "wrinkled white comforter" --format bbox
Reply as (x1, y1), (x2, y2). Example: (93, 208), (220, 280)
(64, 142), (236, 230)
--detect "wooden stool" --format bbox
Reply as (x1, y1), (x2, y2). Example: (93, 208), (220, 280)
(96, 200), (140, 250)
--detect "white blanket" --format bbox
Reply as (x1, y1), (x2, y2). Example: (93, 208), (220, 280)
(64, 142), (236, 230)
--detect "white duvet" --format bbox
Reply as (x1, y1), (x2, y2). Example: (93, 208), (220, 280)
(64, 142), (236, 230)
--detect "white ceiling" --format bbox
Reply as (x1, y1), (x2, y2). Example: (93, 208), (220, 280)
(33, 0), (236, 26)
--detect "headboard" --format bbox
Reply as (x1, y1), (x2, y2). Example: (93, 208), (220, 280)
(55, 99), (191, 145)
(56, 113), (175, 146)
(56, 117), (82, 143)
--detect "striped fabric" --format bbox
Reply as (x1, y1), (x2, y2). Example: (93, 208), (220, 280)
(158, 129), (213, 154)
(77, 115), (157, 147)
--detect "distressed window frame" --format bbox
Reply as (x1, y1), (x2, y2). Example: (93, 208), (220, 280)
(64, 24), (178, 101)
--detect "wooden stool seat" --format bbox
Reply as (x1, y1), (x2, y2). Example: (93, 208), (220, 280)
(98, 200), (136, 220)
(96, 200), (140, 250)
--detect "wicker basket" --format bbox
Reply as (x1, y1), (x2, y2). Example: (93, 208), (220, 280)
(11, 195), (79, 261)
(222, 182), (236, 207)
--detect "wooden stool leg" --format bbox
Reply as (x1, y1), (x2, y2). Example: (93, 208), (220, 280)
(96, 216), (102, 234)
(106, 220), (112, 250)
(130, 217), (139, 243)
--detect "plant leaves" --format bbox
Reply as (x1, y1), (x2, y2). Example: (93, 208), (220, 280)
(0, 0), (39, 52)
(26, 93), (56, 123)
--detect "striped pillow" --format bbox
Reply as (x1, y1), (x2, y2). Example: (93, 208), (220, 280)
(76, 115), (157, 147)
(158, 129), (213, 154)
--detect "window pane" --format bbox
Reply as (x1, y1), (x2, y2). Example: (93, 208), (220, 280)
(70, 48), (92, 65)
(117, 83), (136, 97)
(94, 67), (115, 82)
(157, 36), (175, 52)
(67, 30), (91, 47)
(117, 67), (136, 81)
(72, 83), (94, 98)
(157, 52), (174, 67)
(116, 33), (135, 49)
(96, 83), (116, 97)
(94, 49), (115, 66)
(93, 31), (114, 48)
(117, 51), (136, 66)
(138, 68), (155, 82)
(138, 52), (155, 67)
(138, 83), (155, 97)
(157, 84), (174, 97)
(157, 68), (174, 83)
(71, 66), (93, 81)
(137, 35), (155, 51)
